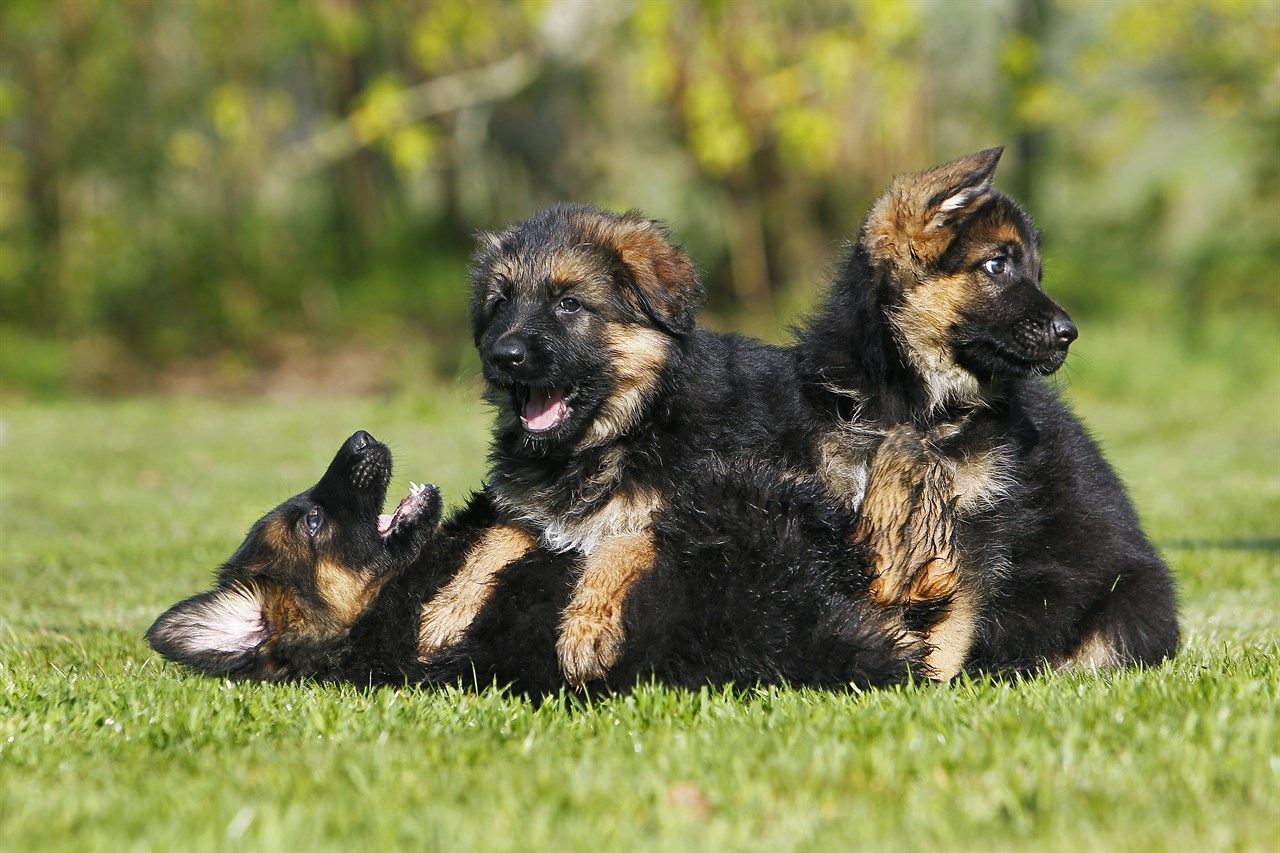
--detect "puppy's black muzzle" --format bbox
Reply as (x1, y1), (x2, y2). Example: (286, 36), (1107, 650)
(484, 326), (552, 386)
(489, 334), (528, 370)
(1050, 311), (1077, 350)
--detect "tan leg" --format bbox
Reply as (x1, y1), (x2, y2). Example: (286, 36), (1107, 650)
(855, 426), (972, 680)
(417, 524), (536, 659)
(556, 533), (654, 686)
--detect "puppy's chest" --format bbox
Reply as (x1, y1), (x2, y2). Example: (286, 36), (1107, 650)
(490, 447), (661, 555)
(819, 427), (1017, 517)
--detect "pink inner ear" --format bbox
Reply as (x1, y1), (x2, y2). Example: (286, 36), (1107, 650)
(184, 586), (270, 653)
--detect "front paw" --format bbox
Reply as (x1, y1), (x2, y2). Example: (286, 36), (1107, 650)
(381, 482), (442, 561)
(556, 607), (625, 687)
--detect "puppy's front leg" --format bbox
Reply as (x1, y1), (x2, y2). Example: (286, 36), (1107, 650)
(556, 533), (654, 686)
(855, 426), (973, 680)
(417, 524), (536, 659)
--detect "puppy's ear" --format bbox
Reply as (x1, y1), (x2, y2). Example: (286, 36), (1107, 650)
(864, 147), (1003, 271)
(146, 583), (272, 675)
(607, 213), (704, 336)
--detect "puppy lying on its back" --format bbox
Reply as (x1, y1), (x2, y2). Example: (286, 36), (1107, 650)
(147, 430), (956, 693)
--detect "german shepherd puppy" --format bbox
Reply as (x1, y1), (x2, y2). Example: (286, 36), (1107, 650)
(146, 430), (442, 680)
(147, 431), (956, 692)
(795, 148), (1180, 676)
(418, 205), (879, 686)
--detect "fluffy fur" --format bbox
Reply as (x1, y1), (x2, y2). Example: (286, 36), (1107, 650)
(432, 204), (868, 685)
(147, 432), (956, 694)
(795, 148), (1180, 676)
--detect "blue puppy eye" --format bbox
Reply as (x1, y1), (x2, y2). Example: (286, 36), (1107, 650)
(305, 508), (323, 536)
(558, 296), (581, 313)
(983, 257), (1008, 276)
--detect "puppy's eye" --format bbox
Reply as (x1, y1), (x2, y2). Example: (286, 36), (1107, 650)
(492, 295), (509, 312)
(557, 296), (582, 314)
(983, 257), (1009, 276)
(304, 507), (323, 536)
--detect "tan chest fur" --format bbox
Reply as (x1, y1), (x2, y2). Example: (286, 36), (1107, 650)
(818, 429), (1015, 517)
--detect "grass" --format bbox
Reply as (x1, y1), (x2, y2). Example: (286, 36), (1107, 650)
(1, 313), (1278, 851)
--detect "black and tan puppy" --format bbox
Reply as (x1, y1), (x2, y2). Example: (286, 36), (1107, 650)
(147, 431), (956, 693)
(146, 430), (442, 679)
(795, 148), (1180, 676)
(418, 205), (856, 686)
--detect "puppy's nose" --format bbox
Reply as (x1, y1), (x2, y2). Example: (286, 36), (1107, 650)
(490, 338), (526, 369)
(1051, 313), (1077, 348)
(349, 430), (374, 450)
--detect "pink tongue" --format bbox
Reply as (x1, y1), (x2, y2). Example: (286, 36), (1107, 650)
(524, 388), (568, 431)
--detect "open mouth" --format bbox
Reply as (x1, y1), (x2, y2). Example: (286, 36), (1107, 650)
(517, 386), (573, 433)
(378, 481), (439, 537)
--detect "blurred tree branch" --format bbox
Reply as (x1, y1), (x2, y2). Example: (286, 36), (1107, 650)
(282, 51), (538, 178)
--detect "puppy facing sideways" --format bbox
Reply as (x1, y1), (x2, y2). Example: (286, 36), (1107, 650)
(795, 148), (1180, 676)
(147, 430), (958, 693)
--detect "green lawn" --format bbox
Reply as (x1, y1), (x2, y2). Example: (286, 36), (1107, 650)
(2, 315), (1278, 851)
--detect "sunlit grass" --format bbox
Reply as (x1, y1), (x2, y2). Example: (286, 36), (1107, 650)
(1, 314), (1277, 851)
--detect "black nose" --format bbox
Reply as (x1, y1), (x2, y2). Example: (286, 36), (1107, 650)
(489, 336), (526, 370)
(349, 430), (374, 451)
(1051, 313), (1078, 348)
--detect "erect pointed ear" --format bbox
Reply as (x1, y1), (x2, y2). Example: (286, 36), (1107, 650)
(146, 583), (272, 676)
(863, 147), (1004, 271)
(922, 147), (1002, 227)
(607, 213), (704, 336)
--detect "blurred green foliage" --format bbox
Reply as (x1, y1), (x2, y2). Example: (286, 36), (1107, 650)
(0, 0), (1276, 394)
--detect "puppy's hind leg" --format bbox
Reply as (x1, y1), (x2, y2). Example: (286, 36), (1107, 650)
(855, 426), (974, 680)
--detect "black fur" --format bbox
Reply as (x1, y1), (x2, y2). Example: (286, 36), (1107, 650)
(794, 150), (1180, 674)
(147, 433), (929, 694)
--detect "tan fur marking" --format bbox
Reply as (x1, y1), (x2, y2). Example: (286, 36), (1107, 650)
(855, 426), (978, 681)
(862, 149), (1000, 274)
(548, 250), (609, 292)
(581, 324), (672, 448)
(557, 533), (655, 685)
(417, 524), (536, 658)
(889, 274), (984, 411)
(263, 516), (302, 561)
(314, 559), (381, 627)
(1056, 627), (1121, 672)
(922, 585), (979, 680)
(857, 428), (958, 604)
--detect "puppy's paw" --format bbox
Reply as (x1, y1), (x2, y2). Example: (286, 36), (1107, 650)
(380, 482), (440, 535)
(417, 585), (482, 660)
(556, 606), (625, 687)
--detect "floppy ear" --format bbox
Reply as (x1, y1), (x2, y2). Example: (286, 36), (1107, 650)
(608, 213), (704, 336)
(146, 583), (272, 675)
(864, 147), (1003, 271)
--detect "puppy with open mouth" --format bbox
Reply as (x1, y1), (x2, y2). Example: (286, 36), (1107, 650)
(146, 430), (956, 694)
(416, 204), (961, 686)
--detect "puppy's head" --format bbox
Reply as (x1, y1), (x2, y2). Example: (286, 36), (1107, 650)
(470, 204), (703, 450)
(862, 149), (1077, 408)
(147, 431), (442, 680)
